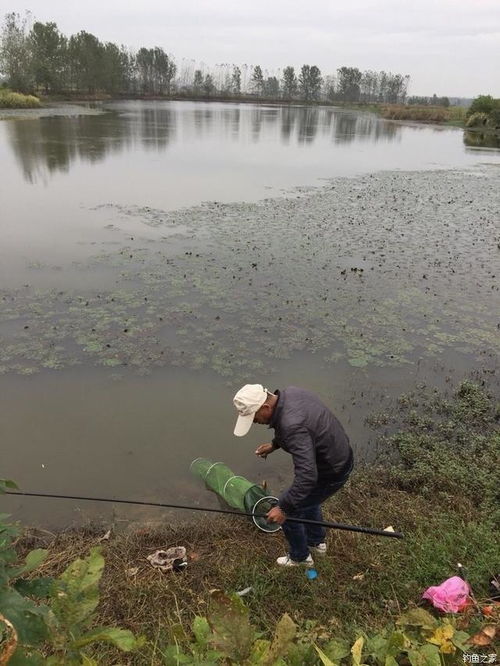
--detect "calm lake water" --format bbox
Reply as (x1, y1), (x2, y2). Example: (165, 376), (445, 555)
(1, 101), (499, 526)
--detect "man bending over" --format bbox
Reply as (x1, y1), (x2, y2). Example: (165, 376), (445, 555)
(233, 384), (354, 567)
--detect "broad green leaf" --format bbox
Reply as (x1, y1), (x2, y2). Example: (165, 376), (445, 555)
(248, 638), (271, 663)
(261, 613), (296, 665)
(397, 608), (438, 631)
(314, 644), (339, 666)
(15, 577), (54, 599)
(72, 626), (140, 651)
(427, 623), (453, 644)
(9, 550), (48, 579)
(204, 650), (225, 664)
(161, 644), (192, 665)
(323, 638), (351, 661)
(427, 623), (455, 653)
(385, 657), (399, 666)
(51, 547), (104, 628)
(0, 521), (20, 550)
(287, 643), (316, 666)
(451, 629), (471, 652)
(208, 590), (256, 663)
(351, 636), (365, 666)
(192, 615), (210, 649)
(385, 630), (408, 656)
(7, 648), (45, 665)
(364, 632), (387, 662)
(0, 587), (48, 644)
(408, 644), (442, 666)
(0, 545), (18, 574)
(0, 479), (19, 493)
(58, 547), (103, 591)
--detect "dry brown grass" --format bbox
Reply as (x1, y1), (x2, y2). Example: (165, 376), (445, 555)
(381, 105), (451, 123)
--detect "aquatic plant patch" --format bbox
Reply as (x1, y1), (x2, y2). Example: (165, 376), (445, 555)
(1, 168), (499, 377)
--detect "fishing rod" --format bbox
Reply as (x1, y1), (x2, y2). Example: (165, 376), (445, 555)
(5, 490), (403, 539)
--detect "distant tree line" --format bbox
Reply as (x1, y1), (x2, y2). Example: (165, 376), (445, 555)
(407, 94), (450, 107)
(0, 11), (410, 104)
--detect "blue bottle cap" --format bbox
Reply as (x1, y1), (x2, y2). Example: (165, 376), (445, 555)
(306, 568), (318, 579)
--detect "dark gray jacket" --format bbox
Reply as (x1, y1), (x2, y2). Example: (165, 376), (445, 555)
(270, 386), (353, 513)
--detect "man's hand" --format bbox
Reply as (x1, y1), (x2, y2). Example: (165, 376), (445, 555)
(255, 443), (274, 459)
(266, 506), (287, 524)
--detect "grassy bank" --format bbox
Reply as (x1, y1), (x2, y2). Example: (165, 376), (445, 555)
(322, 102), (467, 126)
(9, 380), (498, 664)
(0, 89), (40, 109)
(380, 104), (466, 125)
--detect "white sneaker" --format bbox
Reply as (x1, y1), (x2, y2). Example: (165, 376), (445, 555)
(276, 554), (314, 567)
(310, 543), (327, 555)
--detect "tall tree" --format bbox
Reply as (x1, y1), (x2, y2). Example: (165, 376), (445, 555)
(264, 76), (279, 98)
(337, 66), (362, 102)
(251, 65), (264, 95)
(203, 73), (215, 96)
(193, 69), (204, 95)
(67, 31), (104, 93)
(323, 74), (336, 101)
(101, 42), (125, 94)
(0, 12), (33, 92)
(231, 65), (241, 96)
(152, 47), (176, 95)
(281, 65), (297, 100)
(360, 70), (378, 102)
(386, 73), (408, 104)
(119, 46), (136, 94)
(29, 21), (66, 93)
(136, 47), (154, 94)
(298, 64), (322, 101)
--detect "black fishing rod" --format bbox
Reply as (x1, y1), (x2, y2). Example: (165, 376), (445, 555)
(5, 490), (403, 539)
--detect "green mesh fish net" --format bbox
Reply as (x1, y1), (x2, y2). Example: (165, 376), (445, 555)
(190, 458), (280, 533)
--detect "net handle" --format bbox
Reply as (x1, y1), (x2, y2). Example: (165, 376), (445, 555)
(252, 495), (281, 533)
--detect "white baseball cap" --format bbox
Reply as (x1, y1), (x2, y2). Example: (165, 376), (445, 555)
(233, 384), (269, 436)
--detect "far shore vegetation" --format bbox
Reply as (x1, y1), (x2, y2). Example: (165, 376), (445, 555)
(2, 380), (499, 663)
(2, 11), (499, 133)
(0, 86), (39, 108)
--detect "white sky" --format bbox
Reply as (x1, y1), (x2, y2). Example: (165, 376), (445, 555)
(3, 0), (500, 96)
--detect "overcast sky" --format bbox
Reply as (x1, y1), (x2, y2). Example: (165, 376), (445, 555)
(4, 0), (500, 97)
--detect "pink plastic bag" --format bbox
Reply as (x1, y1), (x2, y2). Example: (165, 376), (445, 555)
(422, 576), (471, 613)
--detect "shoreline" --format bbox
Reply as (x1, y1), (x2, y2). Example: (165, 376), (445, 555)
(0, 93), (481, 131)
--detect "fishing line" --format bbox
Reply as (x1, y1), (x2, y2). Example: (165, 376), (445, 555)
(5, 490), (403, 539)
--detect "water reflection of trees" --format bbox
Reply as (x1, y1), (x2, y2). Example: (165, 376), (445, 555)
(6, 102), (401, 183)
(297, 107), (319, 143)
(6, 106), (176, 183)
(139, 106), (176, 150)
(463, 130), (500, 149)
(243, 105), (398, 145)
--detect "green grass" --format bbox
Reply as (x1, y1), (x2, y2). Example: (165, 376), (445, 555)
(0, 89), (41, 108)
